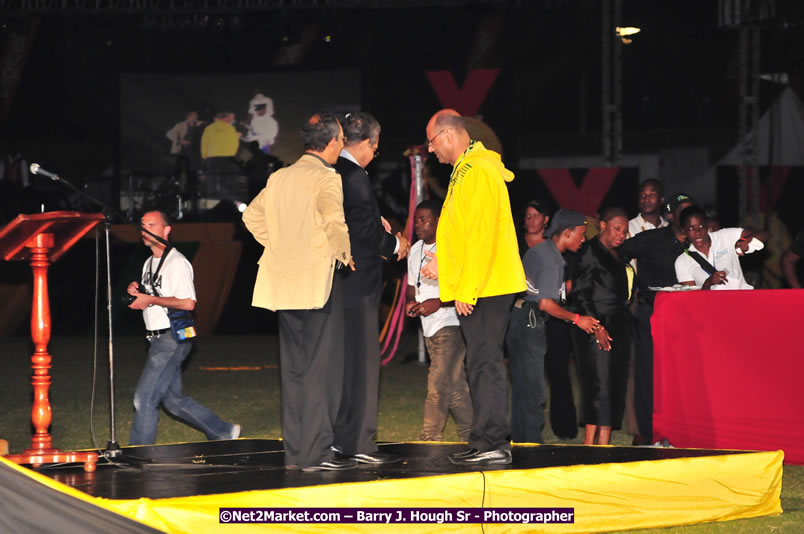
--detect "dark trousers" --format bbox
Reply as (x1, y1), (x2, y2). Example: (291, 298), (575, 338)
(333, 290), (381, 455)
(421, 325), (473, 441)
(632, 300), (655, 441)
(277, 275), (344, 469)
(506, 304), (546, 443)
(545, 319), (578, 438)
(459, 293), (515, 452)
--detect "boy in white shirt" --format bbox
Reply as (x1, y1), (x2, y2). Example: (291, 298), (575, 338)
(674, 205), (768, 290)
(406, 200), (472, 441)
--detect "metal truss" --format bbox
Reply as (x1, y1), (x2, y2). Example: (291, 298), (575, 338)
(601, 0), (622, 167)
(0, 0), (521, 15)
(738, 26), (760, 218)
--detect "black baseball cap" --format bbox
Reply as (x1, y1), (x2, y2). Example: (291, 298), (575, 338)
(666, 193), (693, 213)
(544, 209), (586, 237)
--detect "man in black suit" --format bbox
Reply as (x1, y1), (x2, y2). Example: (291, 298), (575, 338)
(333, 112), (410, 464)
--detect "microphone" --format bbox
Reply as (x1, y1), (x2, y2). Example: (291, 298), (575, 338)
(29, 163), (60, 181)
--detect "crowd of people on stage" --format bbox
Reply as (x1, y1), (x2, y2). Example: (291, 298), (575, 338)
(161, 93), (281, 215)
(124, 108), (801, 472)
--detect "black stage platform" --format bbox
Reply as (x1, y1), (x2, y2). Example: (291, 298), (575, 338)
(43, 439), (747, 500)
(3, 439), (782, 533)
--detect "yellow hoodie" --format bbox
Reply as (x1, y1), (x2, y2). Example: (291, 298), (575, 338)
(436, 141), (526, 304)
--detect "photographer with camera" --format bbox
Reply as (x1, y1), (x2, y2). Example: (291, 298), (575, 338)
(126, 210), (240, 445)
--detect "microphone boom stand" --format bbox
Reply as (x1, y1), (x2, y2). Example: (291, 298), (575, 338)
(37, 170), (169, 463)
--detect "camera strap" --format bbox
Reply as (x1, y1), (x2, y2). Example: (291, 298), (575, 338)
(147, 246), (173, 298)
(684, 247), (717, 276)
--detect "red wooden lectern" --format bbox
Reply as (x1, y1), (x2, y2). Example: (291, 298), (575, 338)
(0, 211), (105, 472)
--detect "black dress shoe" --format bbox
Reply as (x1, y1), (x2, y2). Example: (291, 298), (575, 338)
(301, 457), (358, 472)
(447, 448), (479, 462)
(631, 434), (652, 446)
(449, 448), (512, 466)
(352, 450), (403, 465)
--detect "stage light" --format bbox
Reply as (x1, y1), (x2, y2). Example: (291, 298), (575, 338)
(615, 26), (641, 44)
(615, 26), (641, 36)
(235, 201), (248, 214)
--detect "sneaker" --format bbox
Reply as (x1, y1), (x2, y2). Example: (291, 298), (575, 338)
(301, 457), (358, 472)
(449, 447), (512, 466)
(229, 424), (241, 440)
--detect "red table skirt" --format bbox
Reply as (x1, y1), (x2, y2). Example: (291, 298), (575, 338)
(652, 289), (804, 465)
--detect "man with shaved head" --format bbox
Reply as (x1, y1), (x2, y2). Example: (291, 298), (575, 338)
(423, 109), (526, 465)
(127, 210), (240, 446)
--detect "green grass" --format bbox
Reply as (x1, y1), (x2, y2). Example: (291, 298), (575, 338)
(1, 334), (800, 533)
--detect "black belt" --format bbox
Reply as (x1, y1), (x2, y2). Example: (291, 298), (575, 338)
(145, 328), (170, 337)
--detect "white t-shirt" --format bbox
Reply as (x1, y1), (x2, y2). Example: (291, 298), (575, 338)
(407, 240), (460, 338)
(140, 248), (197, 330)
(674, 227), (753, 290)
(247, 113), (279, 147)
(628, 213), (667, 238)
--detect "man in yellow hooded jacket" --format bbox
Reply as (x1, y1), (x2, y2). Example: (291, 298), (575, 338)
(424, 109), (526, 465)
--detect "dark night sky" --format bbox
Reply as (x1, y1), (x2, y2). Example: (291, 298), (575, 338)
(1, 1), (803, 334)
(2, 1), (803, 177)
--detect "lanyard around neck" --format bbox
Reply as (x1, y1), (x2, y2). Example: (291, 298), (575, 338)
(147, 247), (172, 296)
(449, 140), (475, 182)
(416, 242), (436, 288)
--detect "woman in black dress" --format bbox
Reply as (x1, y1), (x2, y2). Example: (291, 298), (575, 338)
(571, 207), (633, 445)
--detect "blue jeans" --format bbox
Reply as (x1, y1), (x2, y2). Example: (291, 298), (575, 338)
(506, 303), (546, 443)
(129, 334), (234, 445)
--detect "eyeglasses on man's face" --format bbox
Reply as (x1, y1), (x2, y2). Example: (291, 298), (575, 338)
(426, 128), (450, 148)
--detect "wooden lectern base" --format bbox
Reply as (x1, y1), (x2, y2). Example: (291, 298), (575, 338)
(5, 449), (97, 472)
(0, 212), (106, 475)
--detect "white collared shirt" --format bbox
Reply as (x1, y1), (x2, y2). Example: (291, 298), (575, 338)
(674, 227), (753, 290)
(339, 148), (360, 166)
(628, 213), (668, 238)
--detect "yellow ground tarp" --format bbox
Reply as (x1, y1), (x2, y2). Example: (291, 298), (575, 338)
(0, 448), (783, 533)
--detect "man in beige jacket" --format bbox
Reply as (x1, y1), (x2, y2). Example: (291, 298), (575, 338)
(243, 113), (356, 472)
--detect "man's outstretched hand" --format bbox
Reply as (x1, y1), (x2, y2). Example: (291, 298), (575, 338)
(396, 232), (411, 260)
(420, 250), (438, 279)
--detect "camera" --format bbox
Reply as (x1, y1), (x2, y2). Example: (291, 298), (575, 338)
(123, 283), (145, 305)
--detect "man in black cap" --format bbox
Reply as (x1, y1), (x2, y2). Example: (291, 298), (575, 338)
(506, 209), (601, 443)
(618, 193), (693, 445)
